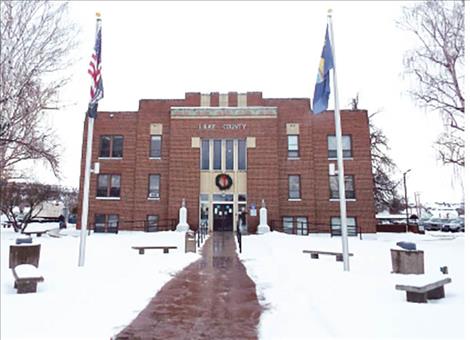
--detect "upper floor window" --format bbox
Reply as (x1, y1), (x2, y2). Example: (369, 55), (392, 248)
(201, 139), (210, 170)
(329, 175), (355, 199)
(288, 175), (301, 199)
(99, 136), (123, 158)
(150, 135), (161, 158)
(213, 140), (222, 170)
(97, 174), (121, 198)
(328, 135), (352, 158)
(287, 135), (299, 158)
(226, 140), (234, 170)
(238, 139), (247, 170)
(148, 174), (160, 199)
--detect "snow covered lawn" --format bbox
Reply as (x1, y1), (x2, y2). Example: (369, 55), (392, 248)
(240, 231), (465, 339)
(1, 225), (200, 340)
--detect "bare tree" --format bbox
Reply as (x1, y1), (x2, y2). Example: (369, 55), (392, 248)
(0, 0), (78, 179)
(398, 0), (465, 167)
(0, 180), (60, 232)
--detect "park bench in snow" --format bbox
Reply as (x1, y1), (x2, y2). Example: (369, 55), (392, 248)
(395, 277), (451, 303)
(303, 250), (354, 262)
(22, 230), (48, 237)
(132, 246), (177, 254)
(12, 264), (44, 294)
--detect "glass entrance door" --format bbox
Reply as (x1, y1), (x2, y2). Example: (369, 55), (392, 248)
(213, 204), (233, 231)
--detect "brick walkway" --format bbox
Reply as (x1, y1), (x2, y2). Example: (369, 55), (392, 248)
(115, 232), (262, 339)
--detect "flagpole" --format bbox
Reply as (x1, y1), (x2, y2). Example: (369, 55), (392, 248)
(327, 9), (350, 271)
(78, 112), (94, 267)
(79, 12), (102, 267)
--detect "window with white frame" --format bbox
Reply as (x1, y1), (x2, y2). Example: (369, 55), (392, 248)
(150, 135), (162, 158)
(328, 135), (352, 158)
(148, 174), (160, 199)
(287, 135), (299, 158)
(97, 174), (121, 198)
(329, 175), (355, 199)
(288, 175), (301, 199)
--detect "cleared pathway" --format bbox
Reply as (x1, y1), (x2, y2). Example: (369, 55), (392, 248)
(115, 232), (262, 339)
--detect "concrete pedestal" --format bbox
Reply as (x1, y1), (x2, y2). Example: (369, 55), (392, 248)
(391, 249), (424, 274)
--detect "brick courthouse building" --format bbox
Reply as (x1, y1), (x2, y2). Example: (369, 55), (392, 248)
(78, 92), (376, 234)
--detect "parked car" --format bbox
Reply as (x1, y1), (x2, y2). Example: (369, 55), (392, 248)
(441, 218), (465, 232)
(425, 218), (450, 231)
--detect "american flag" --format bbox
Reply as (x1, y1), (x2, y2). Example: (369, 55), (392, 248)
(88, 15), (103, 111)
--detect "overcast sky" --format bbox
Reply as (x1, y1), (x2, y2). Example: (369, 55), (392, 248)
(32, 1), (465, 204)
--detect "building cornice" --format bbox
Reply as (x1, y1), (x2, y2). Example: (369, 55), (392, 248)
(170, 106), (277, 119)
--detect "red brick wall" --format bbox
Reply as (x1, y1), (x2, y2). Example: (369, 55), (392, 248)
(78, 92), (376, 234)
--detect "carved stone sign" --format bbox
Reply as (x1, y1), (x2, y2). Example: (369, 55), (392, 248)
(198, 123), (247, 130)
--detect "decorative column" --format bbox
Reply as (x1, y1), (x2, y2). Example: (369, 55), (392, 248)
(257, 199), (270, 234)
(176, 199), (190, 232)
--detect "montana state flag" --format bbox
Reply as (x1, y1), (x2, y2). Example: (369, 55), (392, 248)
(312, 27), (334, 114)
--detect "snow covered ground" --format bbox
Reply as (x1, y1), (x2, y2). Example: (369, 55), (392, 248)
(1, 224), (466, 339)
(1, 224), (200, 340)
(240, 231), (465, 339)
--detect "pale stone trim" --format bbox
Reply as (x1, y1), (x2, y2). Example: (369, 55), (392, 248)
(219, 93), (228, 107)
(150, 123), (162, 135)
(191, 137), (200, 148)
(286, 123), (299, 135)
(201, 93), (210, 106)
(170, 107), (277, 119)
(237, 93), (247, 107)
(247, 137), (256, 148)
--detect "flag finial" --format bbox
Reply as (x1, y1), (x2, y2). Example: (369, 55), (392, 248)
(96, 12), (101, 18)
(328, 9), (333, 16)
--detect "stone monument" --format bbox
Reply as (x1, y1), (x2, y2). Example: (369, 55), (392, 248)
(176, 199), (190, 232)
(257, 199), (270, 234)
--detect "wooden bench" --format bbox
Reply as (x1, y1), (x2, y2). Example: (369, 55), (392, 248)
(23, 230), (48, 237)
(303, 250), (354, 262)
(12, 264), (44, 294)
(395, 278), (451, 303)
(131, 246), (177, 254)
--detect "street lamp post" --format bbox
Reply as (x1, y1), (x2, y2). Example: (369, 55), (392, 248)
(403, 169), (411, 233)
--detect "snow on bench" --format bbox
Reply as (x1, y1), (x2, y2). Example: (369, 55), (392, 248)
(303, 250), (354, 262)
(12, 264), (44, 294)
(131, 246), (177, 254)
(395, 276), (451, 303)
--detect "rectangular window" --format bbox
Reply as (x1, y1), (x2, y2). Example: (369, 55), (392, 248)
(201, 139), (210, 170)
(226, 140), (234, 170)
(111, 136), (123, 158)
(110, 175), (121, 197)
(296, 217), (308, 235)
(238, 139), (247, 170)
(94, 214), (118, 233)
(99, 135), (123, 158)
(148, 174), (160, 199)
(108, 214), (119, 228)
(213, 139), (222, 170)
(146, 215), (159, 232)
(329, 175), (355, 199)
(282, 217), (294, 234)
(328, 135), (352, 158)
(95, 214), (106, 230)
(99, 136), (111, 158)
(97, 174), (121, 198)
(150, 135), (162, 158)
(97, 174), (109, 197)
(330, 216), (357, 236)
(288, 175), (301, 199)
(287, 135), (299, 158)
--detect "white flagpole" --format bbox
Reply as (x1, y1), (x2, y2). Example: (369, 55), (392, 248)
(328, 9), (350, 271)
(78, 114), (94, 267)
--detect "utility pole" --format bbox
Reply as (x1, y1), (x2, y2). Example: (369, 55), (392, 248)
(403, 169), (411, 232)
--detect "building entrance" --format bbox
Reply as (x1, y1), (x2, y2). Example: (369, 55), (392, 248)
(213, 204), (233, 231)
